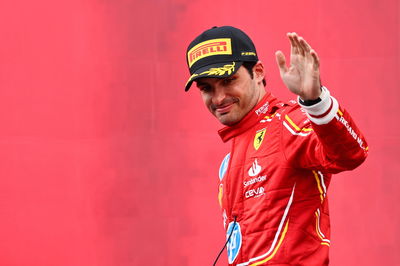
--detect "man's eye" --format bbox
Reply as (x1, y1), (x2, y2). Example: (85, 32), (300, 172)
(199, 85), (211, 92)
(222, 78), (235, 85)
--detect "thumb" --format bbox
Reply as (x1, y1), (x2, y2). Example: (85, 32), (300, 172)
(275, 51), (288, 74)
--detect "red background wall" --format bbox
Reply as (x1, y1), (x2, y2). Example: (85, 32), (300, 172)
(0, 0), (398, 265)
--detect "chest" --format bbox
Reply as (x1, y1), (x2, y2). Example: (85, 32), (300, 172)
(219, 119), (294, 218)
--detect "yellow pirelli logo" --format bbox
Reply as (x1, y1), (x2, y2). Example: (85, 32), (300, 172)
(187, 38), (232, 67)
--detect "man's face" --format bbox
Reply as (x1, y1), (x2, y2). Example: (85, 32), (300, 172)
(195, 65), (261, 126)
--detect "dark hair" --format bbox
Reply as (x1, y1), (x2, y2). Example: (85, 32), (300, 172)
(242, 61), (266, 86)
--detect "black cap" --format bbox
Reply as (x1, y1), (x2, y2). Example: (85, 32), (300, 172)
(184, 26), (258, 91)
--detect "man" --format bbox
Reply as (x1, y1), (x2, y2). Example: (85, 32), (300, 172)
(184, 26), (368, 265)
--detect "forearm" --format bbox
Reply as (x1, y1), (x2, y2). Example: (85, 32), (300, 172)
(299, 87), (368, 172)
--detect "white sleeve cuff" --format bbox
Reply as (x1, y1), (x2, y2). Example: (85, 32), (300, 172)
(298, 86), (339, 125)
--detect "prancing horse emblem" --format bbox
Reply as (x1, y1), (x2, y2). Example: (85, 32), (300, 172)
(254, 128), (266, 150)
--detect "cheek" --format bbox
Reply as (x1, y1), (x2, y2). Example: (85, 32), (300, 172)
(245, 80), (256, 97)
(200, 93), (212, 109)
(236, 82), (251, 100)
(237, 81), (256, 108)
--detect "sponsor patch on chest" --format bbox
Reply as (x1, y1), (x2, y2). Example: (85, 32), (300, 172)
(253, 128), (266, 150)
(244, 158), (268, 199)
(245, 186), (265, 198)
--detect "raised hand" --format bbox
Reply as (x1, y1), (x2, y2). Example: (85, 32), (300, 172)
(275, 32), (321, 100)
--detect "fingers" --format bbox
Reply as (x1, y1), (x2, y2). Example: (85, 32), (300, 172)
(287, 32), (313, 58)
(287, 32), (320, 69)
(275, 50), (288, 74)
(287, 33), (298, 55)
(293, 35), (304, 56)
(310, 49), (320, 69)
(298, 37), (311, 53)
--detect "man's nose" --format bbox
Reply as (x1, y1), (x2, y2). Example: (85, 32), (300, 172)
(212, 85), (226, 106)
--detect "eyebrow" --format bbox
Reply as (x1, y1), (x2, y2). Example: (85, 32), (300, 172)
(195, 75), (237, 88)
(195, 80), (208, 87)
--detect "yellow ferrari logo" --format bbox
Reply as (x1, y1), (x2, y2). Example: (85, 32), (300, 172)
(254, 128), (266, 150)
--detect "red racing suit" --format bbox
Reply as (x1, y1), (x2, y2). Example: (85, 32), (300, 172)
(217, 87), (368, 265)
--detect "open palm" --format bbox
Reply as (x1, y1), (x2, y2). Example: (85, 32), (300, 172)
(275, 33), (321, 100)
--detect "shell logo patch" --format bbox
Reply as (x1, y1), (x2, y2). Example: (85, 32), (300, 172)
(253, 128), (266, 150)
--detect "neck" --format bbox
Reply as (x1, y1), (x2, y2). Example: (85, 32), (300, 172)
(255, 84), (267, 105)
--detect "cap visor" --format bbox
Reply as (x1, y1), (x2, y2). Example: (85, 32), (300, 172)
(184, 61), (243, 91)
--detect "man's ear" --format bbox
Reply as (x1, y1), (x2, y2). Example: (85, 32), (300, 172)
(253, 61), (265, 84)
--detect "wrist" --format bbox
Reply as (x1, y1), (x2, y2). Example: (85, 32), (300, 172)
(298, 87), (323, 106)
(298, 86), (339, 125)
